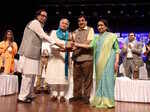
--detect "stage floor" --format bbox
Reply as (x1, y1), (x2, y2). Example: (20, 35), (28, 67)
(0, 94), (150, 112)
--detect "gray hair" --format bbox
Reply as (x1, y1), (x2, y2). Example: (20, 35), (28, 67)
(59, 18), (70, 28)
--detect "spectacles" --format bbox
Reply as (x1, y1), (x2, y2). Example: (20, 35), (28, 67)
(78, 19), (85, 22)
(129, 35), (134, 36)
(41, 56), (49, 58)
(40, 14), (47, 18)
(97, 24), (104, 27)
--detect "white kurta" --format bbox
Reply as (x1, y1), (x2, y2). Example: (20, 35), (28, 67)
(44, 30), (68, 85)
(41, 40), (51, 55)
(18, 55), (40, 75)
(17, 20), (55, 75)
(18, 19), (55, 101)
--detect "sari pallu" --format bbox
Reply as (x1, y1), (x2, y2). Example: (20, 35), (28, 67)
(90, 32), (119, 108)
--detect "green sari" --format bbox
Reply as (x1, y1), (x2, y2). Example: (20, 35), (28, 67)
(90, 32), (119, 108)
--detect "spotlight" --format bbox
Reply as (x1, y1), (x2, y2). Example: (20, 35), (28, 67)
(120, 10), (124, 14)
(56, 11), (59, 15)
(80, 11), (84, 14)
(99, 15), (102, 18)
(107, 10), (111, 14)
(68, 11), (72, 15)
(141, 14), (145, 17)
(134, 10), (138, 14)
(55, 4), (59, 7)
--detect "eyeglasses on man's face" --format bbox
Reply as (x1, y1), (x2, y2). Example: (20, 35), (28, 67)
(129, 34), (134, 37)
(78, 19), (86, 22)
(40, 14), (47, 18)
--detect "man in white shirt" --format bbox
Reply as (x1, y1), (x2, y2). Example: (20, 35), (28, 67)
(122, 32), (143, 79)
(17, 9), (55, 103)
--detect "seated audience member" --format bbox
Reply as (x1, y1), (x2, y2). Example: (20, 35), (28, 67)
(0, 29), (18, 74)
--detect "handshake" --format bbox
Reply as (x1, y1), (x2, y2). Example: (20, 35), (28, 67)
(55, 40), (85, 52)
(64, 41), (80, 52)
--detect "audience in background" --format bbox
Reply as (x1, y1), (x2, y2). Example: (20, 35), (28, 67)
(0, 30), (18, 74)
(122, 32), (144, 79)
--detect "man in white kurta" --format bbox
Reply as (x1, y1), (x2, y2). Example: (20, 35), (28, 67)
(17, 9), (55, 103)
(44, 18), (73, 103)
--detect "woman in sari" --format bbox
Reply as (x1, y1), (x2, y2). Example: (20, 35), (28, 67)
(75, 19), (119, 108)
(0, 30), (18, 74)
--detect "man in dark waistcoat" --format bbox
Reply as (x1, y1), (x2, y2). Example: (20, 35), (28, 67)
(69, 15), (94, 104)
